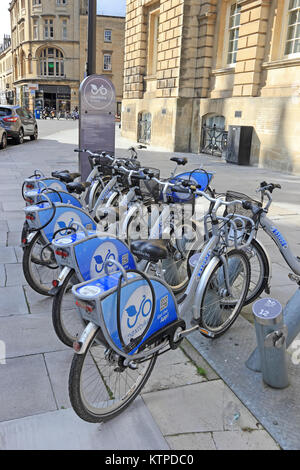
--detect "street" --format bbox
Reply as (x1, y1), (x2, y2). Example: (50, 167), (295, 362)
(1, 119), (300, 449)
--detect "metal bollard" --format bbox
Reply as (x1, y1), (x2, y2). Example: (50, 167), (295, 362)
(246, 298), (289, 389)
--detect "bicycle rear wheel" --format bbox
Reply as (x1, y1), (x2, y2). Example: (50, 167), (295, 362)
(199, 249), (250, 338)
(52, 269), (87, 347)
(22, 232), (60, 296)
(69, 330), (157, 423)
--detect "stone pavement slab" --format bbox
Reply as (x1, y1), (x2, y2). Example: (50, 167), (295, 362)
(0, 400), (169, 450)
(0, 247), (17, 264)
(23, 286), (53, 315)
(212, 430), (279, 450)
(44, 349), (74, 409)
(0, 286), (28, 316)
(0, 354), (57, 422)
(0, 313), (67, 358)
(5, 263), (27, 286)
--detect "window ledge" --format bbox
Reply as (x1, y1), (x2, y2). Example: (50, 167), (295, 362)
(211, 66), (235, 76)
(144, 75), (157, 81)
(262, 57), (300, 69)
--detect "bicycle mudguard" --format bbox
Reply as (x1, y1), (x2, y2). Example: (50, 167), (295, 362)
(165, 170), (214, 203)
(24, 177), (68, 193)
(24, 189), (82, 208)
(72, 273), (182, 357)
(24, 204), (96, 243)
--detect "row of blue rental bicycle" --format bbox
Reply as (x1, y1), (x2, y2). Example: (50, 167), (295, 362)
(21, 146), (300, 422)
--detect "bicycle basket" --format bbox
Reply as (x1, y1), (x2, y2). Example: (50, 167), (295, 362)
(132, 168), (160, 203)
(223, 191), (261, 219)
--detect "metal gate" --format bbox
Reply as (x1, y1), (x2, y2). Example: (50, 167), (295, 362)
(201, 123), (228, 156)
(138, 112), (152, 144)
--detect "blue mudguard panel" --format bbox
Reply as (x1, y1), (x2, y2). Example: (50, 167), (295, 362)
(36, 205), (96, 242)
(166, 170), (213, 203)
(25, 189), (82, 208)
(74, 236), (136, 281)
(100, 277), (178, 355)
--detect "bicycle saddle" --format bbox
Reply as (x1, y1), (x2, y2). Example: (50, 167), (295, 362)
(131, 239), (169, 262)
(66, 181), (91, 195)
(52, 171), (81, 183)
(170, 157), (188, 166)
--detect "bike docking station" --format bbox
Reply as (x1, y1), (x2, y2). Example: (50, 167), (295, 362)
(246, 298), (289, 389)
(78, 75), (116, 181)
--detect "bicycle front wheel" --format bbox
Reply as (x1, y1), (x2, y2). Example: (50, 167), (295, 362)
(199, 249), (250, 338)
(69, 330), (157, 423)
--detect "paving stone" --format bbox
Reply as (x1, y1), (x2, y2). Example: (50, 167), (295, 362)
(0, 355), (57, 422)
(2, 202), (26, 212)
(180, 339), (219, 381)
(143, 381), (225, 435)
(5, 264), (27, 287)
(0, 232), (7, 246)
(0, 211), (24, 221)
(0, 247), (16, 264)
(23, 286), (53, 315)
(0, 265), (6, 287)
(44, 349), (74, 409)
(13, 246), (23, 264)
(166, 432), (216, 450)
(0, 314), (67, 358)
(0, 286), (28, 316)
(212, 430), (280, 450)
(0, 399), (169, 450)
(7, 232), (22, 248)
(7, 219), (26, 232)
(144, 355), (206, 393)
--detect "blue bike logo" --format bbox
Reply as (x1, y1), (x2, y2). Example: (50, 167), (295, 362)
(94, 250), (116, 273)
(125, 295), (152, 329)
(57, 217), (78, 235)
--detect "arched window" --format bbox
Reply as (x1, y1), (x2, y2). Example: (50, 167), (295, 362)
(39, 47), (65, 77)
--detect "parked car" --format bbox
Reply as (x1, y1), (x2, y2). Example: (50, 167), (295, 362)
(0, 105), (38, 145)
(0, 123), (7, 150)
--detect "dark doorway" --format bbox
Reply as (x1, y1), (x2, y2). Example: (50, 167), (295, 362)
(44, 92), (57, 109)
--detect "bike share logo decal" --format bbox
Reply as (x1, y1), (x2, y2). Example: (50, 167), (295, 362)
(120, 286), (153, 346)
(90, 242), (118, 277)
(83, 77), (114, 111)
(271, 227), (288, 248)
(197, 251), (211, 277)
(54, 211), (82, 236)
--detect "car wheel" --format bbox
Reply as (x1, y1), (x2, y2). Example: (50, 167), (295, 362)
(30, 127), (38, 141)
(0, 133), (7, 150)
(15, 128), (24, 145)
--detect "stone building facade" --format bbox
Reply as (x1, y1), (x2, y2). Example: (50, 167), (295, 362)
(0, 36), (13, 105)
(2, 0), (124, 114)
(122, 0), (300, 174)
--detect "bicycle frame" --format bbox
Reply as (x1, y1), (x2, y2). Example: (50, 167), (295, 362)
(259, 213), (300, 276)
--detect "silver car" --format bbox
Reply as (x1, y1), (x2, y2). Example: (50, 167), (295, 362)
(0, 122), (7, 150)
(0, 105), (38, 145)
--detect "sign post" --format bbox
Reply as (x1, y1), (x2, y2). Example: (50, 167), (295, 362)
(79, 75), (116, 180)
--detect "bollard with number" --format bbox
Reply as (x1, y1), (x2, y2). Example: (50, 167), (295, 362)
(248, 298), (289, 389)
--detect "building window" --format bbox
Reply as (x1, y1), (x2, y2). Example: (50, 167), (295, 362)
(227, 2), (241, 65)
(19, 22), (25, 43)
(33, 19), (39, 40)
(104, 30), (112, 42)
(44, 19), (54, 39)
(62, 20), (68, 39)
(39, 47), (65, 77)
(147, 7), (159, 76)
(285, 0), (300, 56)
(33, 0), (41, 5)
(57, 0), (67, 4)
(103, 54), (112, 71)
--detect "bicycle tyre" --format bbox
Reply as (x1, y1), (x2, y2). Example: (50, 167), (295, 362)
(22, 232), (59, 296)
(52, 269), (87, 347)
(198, 249), (250, 338)
(69, 329), (157, 423)
(243, 238), (269, 306)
